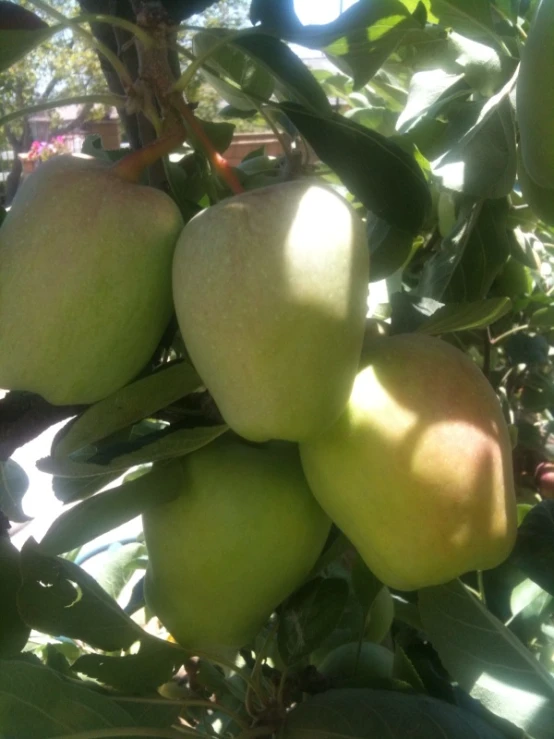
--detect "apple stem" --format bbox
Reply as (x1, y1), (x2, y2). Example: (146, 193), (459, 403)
(112, 130), (187, 183)
(174, 97), (245, 195)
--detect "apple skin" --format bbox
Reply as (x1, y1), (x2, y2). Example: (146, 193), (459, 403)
(172, 179), (369, 442)
(0, 155), (183, 405)
(142, 434), (331, 653)
(299, 334), (518, 591)
(318, 641), (394, 687)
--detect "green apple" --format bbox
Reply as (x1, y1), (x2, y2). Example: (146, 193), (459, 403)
(300, 334), (518, 591)
(0, 155), (183, 405)
(318, 641), (394, 687)
(143, 434), (331, 652)
(172, 179), (369, 442)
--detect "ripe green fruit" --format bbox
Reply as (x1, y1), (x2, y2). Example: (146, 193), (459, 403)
(143, 435), (331, 652)
(318, 642), (394, 686)
(517, 0), (554, 188)
(172, 179), (369, 442)
(0, 155), (183, 405)
(300, 334), (518, 591)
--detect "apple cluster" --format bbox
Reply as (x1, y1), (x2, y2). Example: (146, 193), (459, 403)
(0, 156), (518, 653)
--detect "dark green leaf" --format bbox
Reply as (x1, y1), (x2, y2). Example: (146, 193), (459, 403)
(397, 70), (467, 134)
(419, 579), (554, 739)
(278, 577), (349, 665)
(40, 461), (182, 556)
(18, 540), (141, 651)
(510, 501), (554, 597)
(0, 537), (30, 657)
(392, 646), (427, 692)
(367, 214), (414, 282)
(81, 134), (132, 164)
(53, 361), (202, 458)
(0, 459), (30, 522)
(112, 696), (181, 729)
(0, 659), (137, 737)
(324, 2), (421, 89)
(388, 291), (444, 335)
(351, 556), (383, 615)
(195, 118), (236, 153)
(279, 688), (507, 738)
(418, 198), (511, 301)
(0, 24), (58, 72)
(279, 102), (431, 234)
(234, 34), (331, 114)
(433, 94), (517, 199)
(85, 542), (145, 601)
(72, 638), (185, 693)
(416, 297), (512, 335)
(52, 470), (122, 504)
(193, 29), (275, 111)
(39, 424), (228, 478)
(530, 307), (554, 328)
(428, 0), (500, 48)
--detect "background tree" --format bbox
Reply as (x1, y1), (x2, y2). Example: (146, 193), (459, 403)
(0, 0), (105, 202)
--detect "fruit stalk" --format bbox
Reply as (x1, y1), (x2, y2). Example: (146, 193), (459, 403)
(173, 96), (244, 195)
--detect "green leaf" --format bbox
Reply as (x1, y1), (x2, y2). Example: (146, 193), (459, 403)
(392, 646), (427, 692)
(81, 134), (132, 164)
(418, 198), (511, 301)
(39, 424), (228, 478)
(279, 101), (431, 234)
(53, 361), (202, 458)
(194, 118), (236, 153)
(388, 291), (444, 335)
(0, 459), (30, 522)
(351, 556), (383, 615)
(323, 1), (421, 89)
(233, 34), (332, 114)
(419, 579), (554, 739)
(112, 696), (181, 729)
(40, 461), (183, 556)
(18, 540), (142, 651)
(416, 297), (512, 335)
(278, 577), (349, 665)
(0, 659), (138, 737)
(432, 93), (517, 199)
(0, 538), (30, 658)
(427, 0), (503, 49)
(193, 29), (275, 111)
(510, 500), (554, 597)
(530, 307), (554, 328)
(52, 470), (123, 504)
(84, 542), (145, 604)
(71, 638), (185, 693)
(367, 213), (414, 282)
(396, 69), (466, 134)
(279, 688), (507, 738)
(0, 24), (59, 72)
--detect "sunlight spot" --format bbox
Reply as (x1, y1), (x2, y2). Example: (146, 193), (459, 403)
(284, 186), (354, 319)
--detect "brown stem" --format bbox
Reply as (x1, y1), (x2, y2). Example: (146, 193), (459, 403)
(173, 96), (244, 195)
(112, 129), (186, 183)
